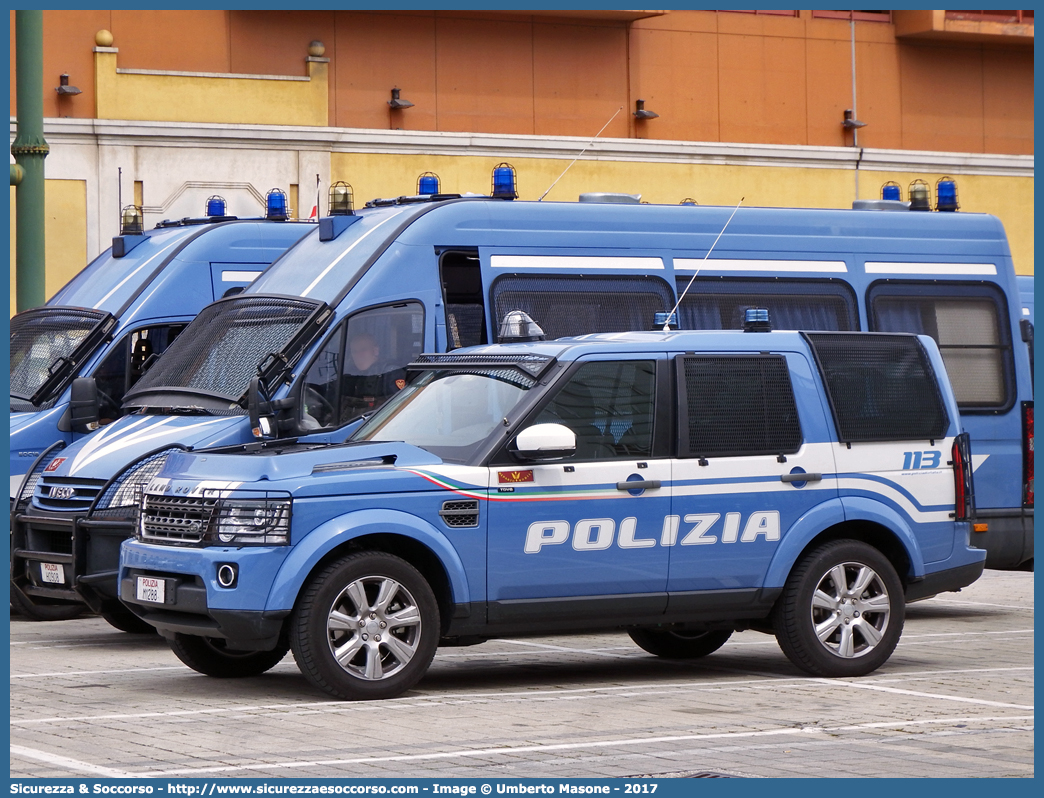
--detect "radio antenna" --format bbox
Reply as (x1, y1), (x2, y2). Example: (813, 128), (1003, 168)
(661, 197), (744, 331)
(538, 107), (623, 202)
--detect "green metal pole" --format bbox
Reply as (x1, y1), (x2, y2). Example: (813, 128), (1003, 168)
(12, 10), (49, 311)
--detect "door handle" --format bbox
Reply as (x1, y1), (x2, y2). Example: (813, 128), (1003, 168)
(780, 472), (822, 483)
(616, 480), (661, 491)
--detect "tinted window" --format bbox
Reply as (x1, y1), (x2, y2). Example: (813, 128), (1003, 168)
(677, 278), (857, 331)
(807, 333), (949, 443)
(535, 360), (657, 460)
(491, 275), (674, 341)
(869, 283), (1012, 411)
(678, 355), (802, 457)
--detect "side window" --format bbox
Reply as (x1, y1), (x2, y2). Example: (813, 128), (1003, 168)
(868, 283), (1013, 412)
(301, 303), (425, 430)
(676, 278), (858, 331)
(93, 324), (186, 422)
(535, 360), (656, 460)
(678, 355), (802, 458)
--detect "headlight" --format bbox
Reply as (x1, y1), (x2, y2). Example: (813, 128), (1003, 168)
(212, 498), (291, 546)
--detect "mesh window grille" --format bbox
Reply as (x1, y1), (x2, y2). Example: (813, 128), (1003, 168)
(680, 356), (802, 458)
(807, 333), (949, 443)
(676, 278), (857, 332)
(10, 308), (110, 407)
(91, 447), (183, 518)
(129, 297), (321, 401)
(14, 442), (65, 516)
(491, 276), (674, 341)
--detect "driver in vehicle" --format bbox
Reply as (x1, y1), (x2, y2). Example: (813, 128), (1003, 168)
(340, 332), (405, 417)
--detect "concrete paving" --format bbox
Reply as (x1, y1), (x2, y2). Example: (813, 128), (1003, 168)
(9, 569), (1033, 779)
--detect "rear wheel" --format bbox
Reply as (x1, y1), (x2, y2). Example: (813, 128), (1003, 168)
(775, 540), (903, 677)
(629, 628), (732, 659)
(290, 552), (440, 700)
(168, 634), (289, 678)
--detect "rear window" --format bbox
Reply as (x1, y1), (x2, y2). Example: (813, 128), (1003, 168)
(677, 354), (802, 458)
(490, 275), (674, 341)
(677, 278), (858, 332)
(806, 333), (949, 443)
(868, 282), (1013, 412)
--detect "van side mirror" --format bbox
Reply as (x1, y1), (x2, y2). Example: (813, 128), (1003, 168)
(247, 376), (274, 439)
(512, 423), (576, 461)
(69, 378), (100, 432)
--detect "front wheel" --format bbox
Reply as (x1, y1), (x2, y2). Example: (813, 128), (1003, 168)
(168, 634), (289, 678)
(628, 628), (732, 659)
(290, 552), (440, 700)
(774, 540), (904, 677)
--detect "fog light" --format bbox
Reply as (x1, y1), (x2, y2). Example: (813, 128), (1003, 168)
(217, 563), (238, 588)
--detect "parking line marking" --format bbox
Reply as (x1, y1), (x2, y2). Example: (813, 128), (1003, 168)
(11, 666), (1033, 726)
(820, 679), (1034, 710)
(928, 599), (1032, 611)
(10, 744), (144, 778)
(11, 666), (184, 680)
(140, 715), (1035, 776)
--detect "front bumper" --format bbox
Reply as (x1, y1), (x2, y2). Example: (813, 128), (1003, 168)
(119, 539), (290, 650)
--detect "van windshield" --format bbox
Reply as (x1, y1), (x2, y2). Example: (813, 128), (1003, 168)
(10, 308), (111, 410)
(124, 296), (325, 410)
(247, 206), (413, 302)
(352, 367), (535, 462)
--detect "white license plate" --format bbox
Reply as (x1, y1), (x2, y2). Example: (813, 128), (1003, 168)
(136, 576), (165, 604)
(40, 562), (64, 584)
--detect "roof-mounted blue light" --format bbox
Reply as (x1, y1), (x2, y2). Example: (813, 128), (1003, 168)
(266, 188), (289, 220)
(417, 172), (440, 196)
(653, 311), (678, 330)
(881, 181), (902, 202)
(743, 307), (771, 333)
(491, 163), (517, 199)
(936, 177), (959, 212)
(205, 195), (227, 217)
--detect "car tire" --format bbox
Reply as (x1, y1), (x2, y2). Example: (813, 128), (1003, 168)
(168, 634), (290, 678)
(100, 607), (157, 635)
(10, 588), (87, 621)
(290, 551), (440, 700)
(774, 539), (904, 677)
(628, 628), (732, 659)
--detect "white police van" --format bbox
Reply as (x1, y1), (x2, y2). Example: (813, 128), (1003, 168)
(118, 320), (982, 699)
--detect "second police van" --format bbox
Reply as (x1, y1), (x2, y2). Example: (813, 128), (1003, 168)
(11, 177), (1033, 630)
(116, 325), (983, 698)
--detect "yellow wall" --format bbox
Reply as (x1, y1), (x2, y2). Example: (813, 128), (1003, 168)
(10, 180), (88, 317)
(332, 152), (1034, 274)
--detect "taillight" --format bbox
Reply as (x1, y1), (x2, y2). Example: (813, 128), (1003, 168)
(951, 432), (974, 521)
(1023, 402), (1033, 507)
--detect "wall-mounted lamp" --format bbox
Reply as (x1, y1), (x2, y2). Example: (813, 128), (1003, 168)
(56, 74), (82, 96)
(389, 88), (414, 110)
(633, 99), (658, 120)
(842, 109), (866, 131)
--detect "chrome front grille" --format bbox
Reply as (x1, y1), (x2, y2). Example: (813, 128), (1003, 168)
(34, 477), (107, 512)
(140, 494), (217, 545)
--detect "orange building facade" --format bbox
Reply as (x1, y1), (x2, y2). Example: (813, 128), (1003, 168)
(9, 9), (1035, 310)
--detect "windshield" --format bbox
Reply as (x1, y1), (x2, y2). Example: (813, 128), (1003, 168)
(352, 367), (536, 462)
(125, 296), (323, 407)
(247, 206), (411, 302)
(10, 308), (110, 409)
(48, 227), (192, 313)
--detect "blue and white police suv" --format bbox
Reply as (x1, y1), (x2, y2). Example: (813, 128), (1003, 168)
(118, 319), (982, 699)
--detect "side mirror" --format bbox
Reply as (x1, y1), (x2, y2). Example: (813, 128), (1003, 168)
(69, 377), (100, 432)
(247, 375), (274, 439)
(512, 423), (576, 461)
